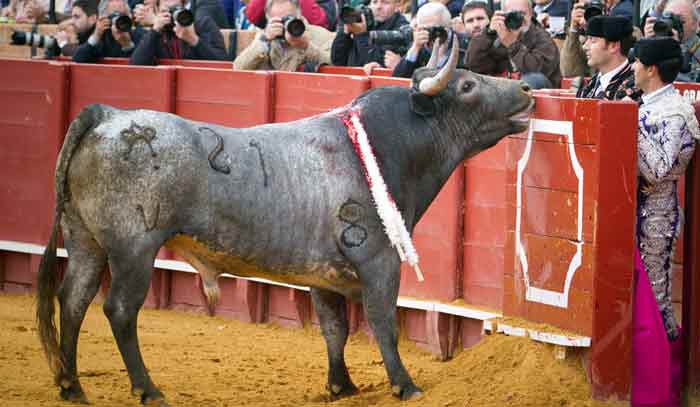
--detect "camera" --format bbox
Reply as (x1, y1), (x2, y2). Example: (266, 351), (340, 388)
(279, 15), (305, 38)
(653, 11), (684, 41)
(11, 30), (57, 48)
(340, 0), (375, 30)
(369, 24), (412, 51)
(504, 11), (525, 30)
(107, 12), (132, 33)
(168, 6), (194, 27)
(583, 0), (604, 21)
(10, 30), (61, 57)
(369, 25), (449, 55)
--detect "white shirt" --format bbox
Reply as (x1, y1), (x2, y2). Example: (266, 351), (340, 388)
(595, 60), (629, 96)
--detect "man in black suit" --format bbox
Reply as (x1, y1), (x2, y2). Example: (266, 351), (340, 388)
(576, 15), (640, 100)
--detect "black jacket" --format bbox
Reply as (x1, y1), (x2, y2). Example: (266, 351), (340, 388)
(129, 15), (227, 65)
(331, 13), (408, 67)
(73, 27), (146, 63)
(576, 61), (639, 101)
(391, 33), (468, 78)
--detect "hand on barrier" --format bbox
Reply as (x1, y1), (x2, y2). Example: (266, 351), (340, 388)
(363, 61), (381, 75)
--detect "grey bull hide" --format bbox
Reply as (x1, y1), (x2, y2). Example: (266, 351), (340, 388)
(36, 38), (533, 405)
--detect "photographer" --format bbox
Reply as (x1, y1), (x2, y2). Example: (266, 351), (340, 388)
(462, 2), (510, 75)
(73, 0), (145, 63)
(330, 0), (408, 68)
(465, 0), (560, 87)
(10, 0), (97, 57)
(391, 2), (463, 78)
(129, 0), (227, 65)
(642, 0), (700, 81)
(233, 0), (333, 71)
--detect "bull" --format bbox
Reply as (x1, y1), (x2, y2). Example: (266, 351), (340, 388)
(36, 38), (533, 405)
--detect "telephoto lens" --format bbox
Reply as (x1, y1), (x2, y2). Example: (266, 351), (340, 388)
(11, 30), (56, 48)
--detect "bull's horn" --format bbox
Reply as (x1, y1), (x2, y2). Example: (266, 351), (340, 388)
(418, 33), (459, 96)
(425, 37), (441, 70)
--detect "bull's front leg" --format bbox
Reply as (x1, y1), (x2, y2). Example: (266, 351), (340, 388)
(310, 288), (358, 398)
(357, 246), (423, 400)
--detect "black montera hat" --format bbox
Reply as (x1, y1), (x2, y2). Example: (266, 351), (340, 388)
(632, 37), (682, 66)
(586, 16), (633, 41)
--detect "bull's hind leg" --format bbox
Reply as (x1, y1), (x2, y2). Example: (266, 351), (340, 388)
(55, 216), (107, 403)
(103, 243), (167, 406)
(310, 288), (358, 398)
(356, 247), (422, 400)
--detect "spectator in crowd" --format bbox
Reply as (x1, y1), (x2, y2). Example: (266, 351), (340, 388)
(244, 0), (328, 29)
(73, 0), (145, 62)
(1, 0), (48, 22)
(129, 0), (227, 64)
(331, 0), (408, 69)
(392, 2), (465, 77)
(133, 0), (230, 28)
(630, 36), (699, 342)
(532, 0), (568, 36)
(53, 0), (99, 56)
(461, 1), (509, 75)
(235, 0), (252, 28)
(233, 0), (333, 70)
(463, 0), (560, 87)
(643, 0), (700, 81)
(575, 15), (639, 99)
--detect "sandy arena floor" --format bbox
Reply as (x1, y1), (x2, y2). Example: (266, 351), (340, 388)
(0, 293), (651, 407)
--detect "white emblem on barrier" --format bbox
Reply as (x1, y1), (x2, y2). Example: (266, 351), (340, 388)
(515, 119), (582, 309)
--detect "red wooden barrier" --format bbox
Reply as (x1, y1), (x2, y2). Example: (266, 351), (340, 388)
(0, 60), (68, 245)
(317, 65), (367, 76)
(273, 71), (369, 122)
(504, 95), (638, 399)
(176, 68), (273, 127)
(676, 83), (700, 398)
(68, 63), (176, 121)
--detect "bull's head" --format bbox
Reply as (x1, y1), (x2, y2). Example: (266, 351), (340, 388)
(409, 35), (534, 150)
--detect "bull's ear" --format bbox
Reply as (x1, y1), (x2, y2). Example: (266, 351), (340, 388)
(409, 91), (436, 117)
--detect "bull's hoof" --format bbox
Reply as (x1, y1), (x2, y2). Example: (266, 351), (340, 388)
(391, 383), (423, 401)
(133, 386), (168, 406)
(58, 383), (89, 404)
(326, 381), (359, 399)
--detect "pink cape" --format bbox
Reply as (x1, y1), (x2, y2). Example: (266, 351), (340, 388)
(632, 248), (683, 406)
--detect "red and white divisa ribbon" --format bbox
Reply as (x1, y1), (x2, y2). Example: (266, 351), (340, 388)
(338, 108), (424, 282)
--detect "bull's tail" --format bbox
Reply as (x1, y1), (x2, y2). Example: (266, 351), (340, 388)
(36, 104), (105, 378)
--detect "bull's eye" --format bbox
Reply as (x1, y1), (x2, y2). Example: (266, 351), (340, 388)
(462, 81), (475, 93)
